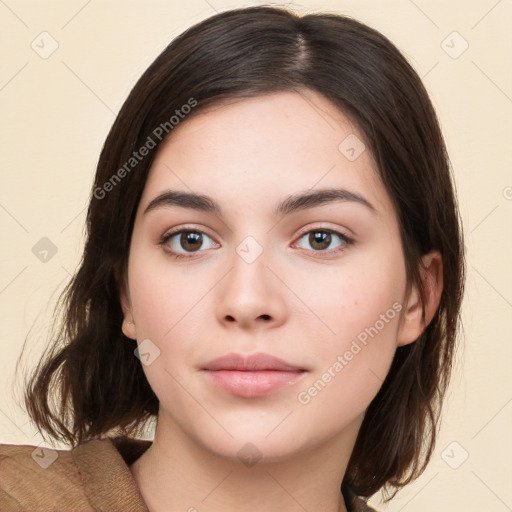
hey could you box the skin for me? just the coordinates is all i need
[120,89,443,512]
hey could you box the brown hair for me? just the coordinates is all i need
[19,6,465,501]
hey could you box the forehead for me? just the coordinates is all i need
[139,90,394,220]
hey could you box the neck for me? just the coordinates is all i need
[130,413,362,512]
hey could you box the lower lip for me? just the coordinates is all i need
[204,369,306,397]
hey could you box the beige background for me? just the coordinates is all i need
[1,1,511,510]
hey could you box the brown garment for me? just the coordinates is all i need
[0,437,377,511]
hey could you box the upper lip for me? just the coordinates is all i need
[202,352,305,372]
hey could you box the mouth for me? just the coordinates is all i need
[201,352,308,398]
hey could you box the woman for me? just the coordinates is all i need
[1,6,464,512]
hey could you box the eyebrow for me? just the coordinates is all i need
[143,187,378,217]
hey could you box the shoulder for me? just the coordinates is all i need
[0,441,86,510]
[0,437,148,511]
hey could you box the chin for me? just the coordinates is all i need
[182,412,335,467]
[201,432,308,466]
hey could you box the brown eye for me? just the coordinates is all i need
[294,228,352,254]
[161,229,218,258]
[179,231,203,252]
[309,231,332,251]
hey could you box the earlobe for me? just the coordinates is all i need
[119,277,137,340]
[122,317,137,340]
[397,251,443,347]
[421,251,444,327]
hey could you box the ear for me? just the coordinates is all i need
[397,250,443,347]
[117,270,137,340]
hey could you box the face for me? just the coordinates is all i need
[121,90,428,464]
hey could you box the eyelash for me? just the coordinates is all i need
[158,226,354,260]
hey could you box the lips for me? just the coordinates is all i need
[202,352,307,398]
[203,352,305,372]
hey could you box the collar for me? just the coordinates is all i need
[71,437,149,511]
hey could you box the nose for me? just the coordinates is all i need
[215,245,288,331]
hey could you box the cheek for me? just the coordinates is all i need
[127,244,205,340]
[294,285,402,430]
[125,251,202,414]
[296,252,405,407]
[126,246,219,390]
[300,253,405,349]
